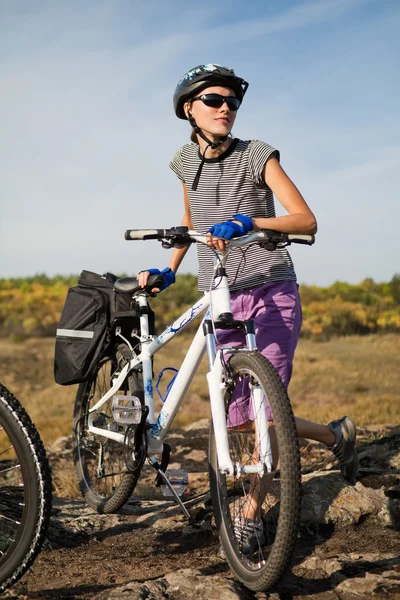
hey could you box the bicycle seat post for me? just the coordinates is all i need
[137,294,151,339]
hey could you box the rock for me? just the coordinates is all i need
[385,484,400,499]
[296,553,400,597]
[300,473,400,528]
[93,569,254,600]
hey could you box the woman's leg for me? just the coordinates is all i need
[223,282,301,526]
[295,416,335,446]
[236,420,278,523]
[220,282,357,538]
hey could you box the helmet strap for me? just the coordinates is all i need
[188,114,228,150]
[188,113,228,191]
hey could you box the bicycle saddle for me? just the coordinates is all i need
[114,274,164,294]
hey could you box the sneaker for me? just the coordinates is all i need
[233,517,266,556]
[328,416,359,484]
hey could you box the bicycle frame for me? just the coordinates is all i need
[86,242,273,477]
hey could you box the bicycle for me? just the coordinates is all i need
[72,227,314,592]
[0,383,52,592]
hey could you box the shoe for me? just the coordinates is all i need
[328,416,359,484]
[233,517,266,556]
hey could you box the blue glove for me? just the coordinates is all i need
[146,267,175,292]
[208,213,253,240]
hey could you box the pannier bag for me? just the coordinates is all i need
[54,271,154,385]
[54,270,155,386]
[54,271,114,385]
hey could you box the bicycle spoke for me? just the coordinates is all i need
[0,446,14,458]
[73,344,142,512]
[0,464,21,475]
[0,515,21,525]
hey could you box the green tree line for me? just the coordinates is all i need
[0,273,399,339]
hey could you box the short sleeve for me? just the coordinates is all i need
[248,141,280,188]
[169,148,185,182]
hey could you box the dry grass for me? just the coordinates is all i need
[51,460,80,498]
[290,334,400,425]
[0,333,399,450]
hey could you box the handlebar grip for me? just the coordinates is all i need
[287,234,315,245]
[125,229,164,240]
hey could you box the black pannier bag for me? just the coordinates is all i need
[54,270,155,386]
[54,271,113,385]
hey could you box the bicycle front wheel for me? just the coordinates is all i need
[209,351,301,592]
[0,384,52,593]
[73,343,144,514]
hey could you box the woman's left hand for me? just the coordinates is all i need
[207,213,253,251]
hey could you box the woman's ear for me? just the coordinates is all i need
[184,101,191,119]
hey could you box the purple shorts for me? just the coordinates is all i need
[216,280,302,425]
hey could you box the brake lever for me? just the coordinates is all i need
[259,240,290,251]
[159,233,193,249]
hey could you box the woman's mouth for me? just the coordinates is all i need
[215,117,230,125]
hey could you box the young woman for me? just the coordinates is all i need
[139,64,359,553]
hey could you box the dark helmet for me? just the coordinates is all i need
[173,64,249,120]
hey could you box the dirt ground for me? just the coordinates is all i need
[6,507,400,599]
[4,423,400,600]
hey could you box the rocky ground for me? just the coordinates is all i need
[4,420,400,600]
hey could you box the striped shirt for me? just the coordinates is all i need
[170,138,297,292]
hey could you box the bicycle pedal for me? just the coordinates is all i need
[112,395,142,424]
[160,469,188,497]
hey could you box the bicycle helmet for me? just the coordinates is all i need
[173,64,249,120]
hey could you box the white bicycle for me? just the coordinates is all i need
[72,227,314,592]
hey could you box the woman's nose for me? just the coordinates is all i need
[220,100,230,112]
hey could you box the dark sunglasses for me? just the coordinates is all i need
[191,93,241,112]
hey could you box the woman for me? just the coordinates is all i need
[139,64,358,553]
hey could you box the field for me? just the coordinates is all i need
[1,333,399,450]
[1,334,399,598]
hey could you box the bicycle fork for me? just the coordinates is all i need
[205,319,273,477]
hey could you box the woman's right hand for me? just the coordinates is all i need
[137,270,152,290]
[137,268,175,293]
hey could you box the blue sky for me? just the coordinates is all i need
[1,0,399,285]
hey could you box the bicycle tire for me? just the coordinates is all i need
[73,343,144,513]
[0,383,52,593]
[208,351,301,592]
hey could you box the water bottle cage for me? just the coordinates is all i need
[155,367,179,402]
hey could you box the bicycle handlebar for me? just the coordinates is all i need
[125,226,315,249]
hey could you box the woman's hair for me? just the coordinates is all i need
[185,99,199,144]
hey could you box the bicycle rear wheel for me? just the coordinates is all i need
[209,351,301,592]
[73,343,144,513]
[0,384,52,593]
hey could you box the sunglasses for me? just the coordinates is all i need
[191,93,241,112]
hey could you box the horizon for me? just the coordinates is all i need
[0,270,398,288]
